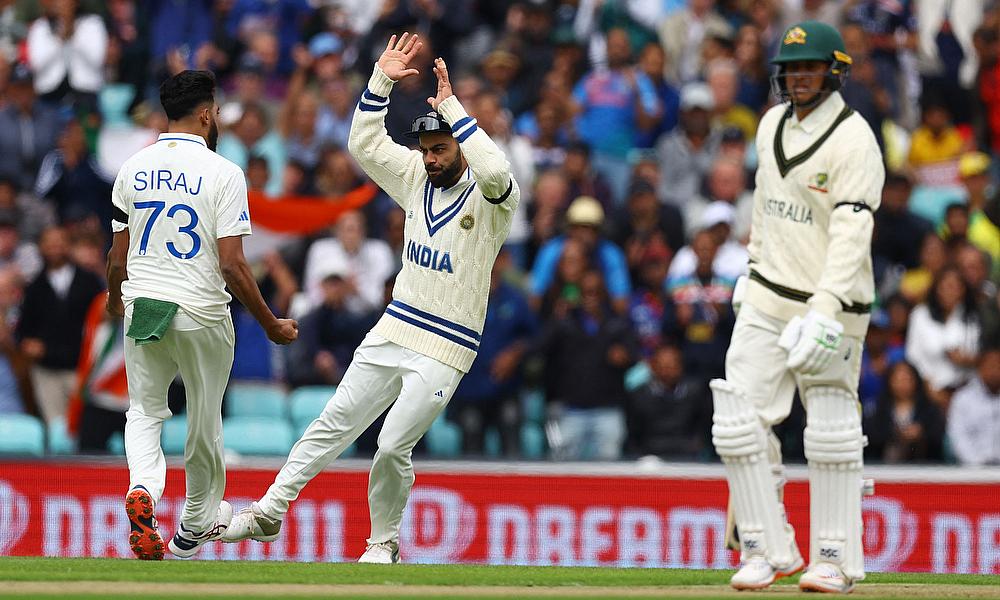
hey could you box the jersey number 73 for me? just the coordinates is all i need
[133,201,202,260]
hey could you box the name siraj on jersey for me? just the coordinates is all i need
[133,169,203,195]
[406,241,453,274]
[764,198,813,224]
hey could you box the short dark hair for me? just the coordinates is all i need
[160,70,216,121]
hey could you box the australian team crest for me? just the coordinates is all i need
[808,172,829,193]
[460,214,475,230]
[784,26,807,45]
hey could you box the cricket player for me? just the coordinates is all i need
[711,22,883,593]
[221,33,520,563]
[106,70,299,560]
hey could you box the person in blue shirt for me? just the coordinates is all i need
[448,248,537,456]
[530,196,631,315]
[571,27,660,205]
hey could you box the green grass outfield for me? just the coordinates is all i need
[0,557,997,600]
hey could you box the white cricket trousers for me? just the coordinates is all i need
[123,308,235,533]
[258,332,463,544]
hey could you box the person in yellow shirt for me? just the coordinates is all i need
[907,99,968,187]
[959,151,1000,270]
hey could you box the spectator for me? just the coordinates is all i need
[864,360,945,463]
[898,232,948,305]
[525,101,569,173]
[16,226,104,424]
[448,249,536,456]
[947,347,1000,466]
[316,76,356,151]
[625,344,710,459]
[683,155,752,241]
[217,101,287,196]
[635,42,679,148]
[955,243,1000,348]
[538,237,589,321]
[706,58,756,141]
[561,141,614,211]
[530,196,631,315]
[571,27,660,205]
[958,152,1000,266]
[733,24,770,114]
[670,201,748,281]
[0,266,31,415]
[664,229,736,381]
[839,23,891,151]
[26,0,107,110]
[537,270,638,460]
[610,179,685,274]
[286,263,377,387]
[0,0,26,63]
[658,0,732,83]
[35,118,114,232]
[0,63,61,192]
[314,146,363,198]
[873,173,933,285]
[527,169,572,265]
[302,210,394,316]
[906,266,981,409]
[847,0,916,121]
[279,92,324,173]
[246,154,270,193]
[627,238,673,357]
[657,82,721,207]
[859,309,906,406]
[907,98,967,190]
[0,211,42,282]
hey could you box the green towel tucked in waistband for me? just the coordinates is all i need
[126,297,179,346]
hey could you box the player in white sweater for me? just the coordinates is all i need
[222,33,520,563]
[710,22,883,594]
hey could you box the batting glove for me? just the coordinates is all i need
[778,310,843,375]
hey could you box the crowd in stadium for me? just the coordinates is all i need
[1,0,999,465]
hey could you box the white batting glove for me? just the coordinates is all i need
[732,274,748,315]
[778,310,843,375]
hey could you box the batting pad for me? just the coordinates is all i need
[711,379,797,567]
[803,385,865,581]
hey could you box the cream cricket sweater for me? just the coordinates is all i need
[347,65,521,372]
[745,92,884,337]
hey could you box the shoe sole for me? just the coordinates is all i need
[731,559,804,591]
[799,578,855,594]
[126,489,164,561]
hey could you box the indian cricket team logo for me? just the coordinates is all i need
[460,214,474,230]
[784,27,807,45]
[808,172,829,193]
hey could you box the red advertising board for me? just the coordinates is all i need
[0,460,998,573]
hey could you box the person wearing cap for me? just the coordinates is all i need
[0,63,60,192]
[958,152,1000,267]
[656,81,721,207]
[529,195,631,315]
[669,200,748,283]
[710,22,884,593]
[222,33,520,565]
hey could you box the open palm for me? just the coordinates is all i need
[378,33,422,81]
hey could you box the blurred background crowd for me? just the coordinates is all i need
[1,0,1000,465]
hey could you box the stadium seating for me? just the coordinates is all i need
[46,416,75,454]
[424,414,462,458]
[107,431,126,455]
[520,423,546,460]
[288,386,336,435]
[225,383,288,419]
[161,416,187,456]
[223,416,295,456]
[0,414,45,456]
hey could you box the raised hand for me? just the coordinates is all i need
[426,57,453,111]
[377,33,422,81]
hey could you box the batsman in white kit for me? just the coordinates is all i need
[712,22,883,593]
[221,33,519,563]
[106,70,298,560]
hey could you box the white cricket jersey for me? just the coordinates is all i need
[347,65,520,372]
[111,132,252,325]
[745,92,884,337]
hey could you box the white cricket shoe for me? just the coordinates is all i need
[358,541,400,564]
[220,501,281,543]
[799,562,855,594]
[167,500,234,558]
[730,555,804,590]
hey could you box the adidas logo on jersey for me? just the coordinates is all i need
[434,390,444,398]
[238,210,250,223]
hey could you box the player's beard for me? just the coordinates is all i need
[427,155,464,188]
[207,118,219,151]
